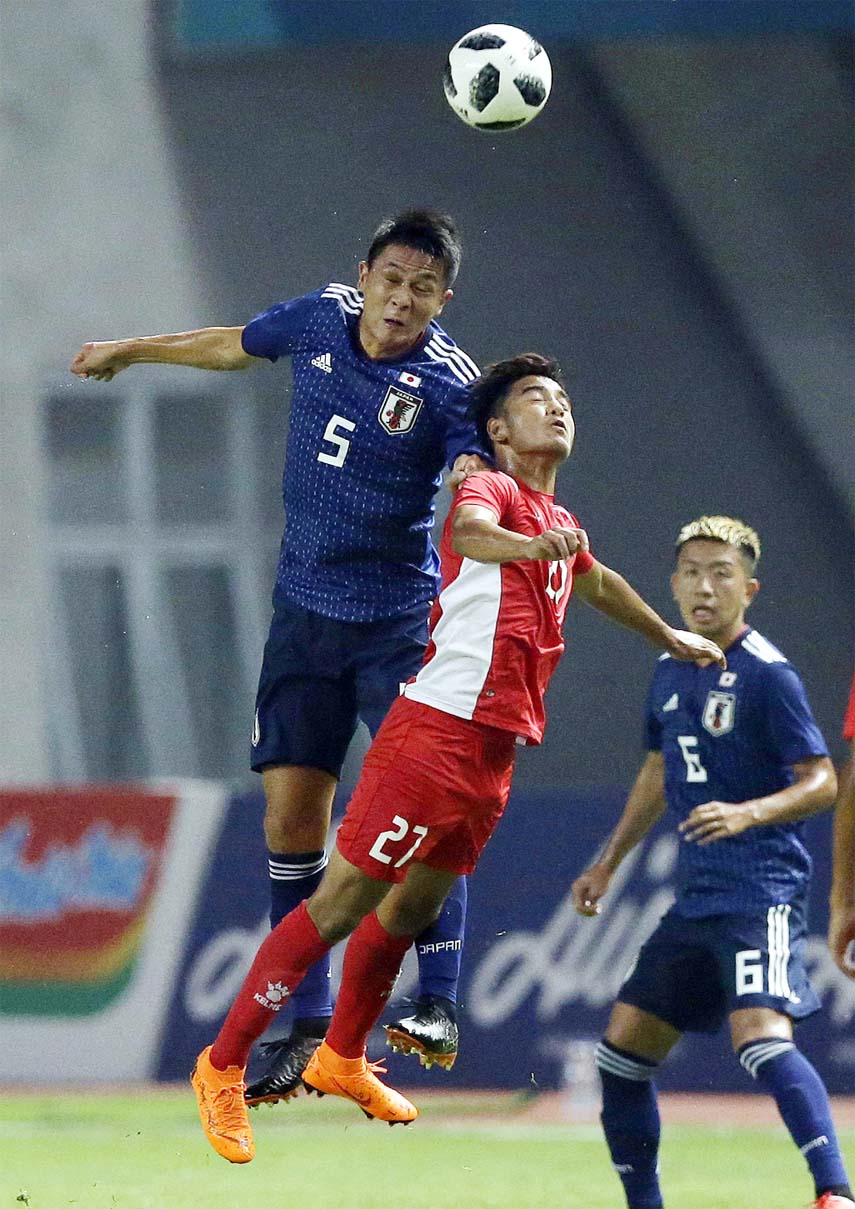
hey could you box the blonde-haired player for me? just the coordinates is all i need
[572,515,851,1209]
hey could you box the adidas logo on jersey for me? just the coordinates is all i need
[311,352,333,373]
[662,693,679,712]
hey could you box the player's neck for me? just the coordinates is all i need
[496,450,558,495]
[694,618,749,651]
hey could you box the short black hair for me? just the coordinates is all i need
[366,208,462,286]
[467,352,563,450]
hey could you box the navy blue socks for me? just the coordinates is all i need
[739,1038,852,1199]
[597,1040,664,1209]
[415,875,467,1004]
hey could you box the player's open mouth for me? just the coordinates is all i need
[692,606,715,620]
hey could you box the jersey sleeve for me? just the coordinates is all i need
[563,510,595,575]
[241,288,322,362]
[644,672,664,751]
[442,385,491,468]
[761,663,830,765]
[452,471,517,522]
[844,669,855,742]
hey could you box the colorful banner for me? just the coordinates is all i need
[0,782,227,1082]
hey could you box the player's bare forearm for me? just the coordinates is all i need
[572,752,666,915]
[598,753,667,872]
[680,755,837,846]
[451,505,588,564]
[575,562,726,668]
[830,749,855,911]
[70,327,254,381]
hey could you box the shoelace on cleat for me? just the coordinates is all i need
[209,1082,250,1134]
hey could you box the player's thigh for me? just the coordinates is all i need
[354,604,429,738]
[252,601,359,778]
[605,1001,682,1063]
[378,863,460,937]
[261,765,338,851]
[712,904,820,1031]
[307,848,390,944]
[337,698,512,885]
[617,910,727,1034]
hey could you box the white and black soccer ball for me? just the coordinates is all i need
[443,24,552,131]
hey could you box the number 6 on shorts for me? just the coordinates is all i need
[369,815,429,869]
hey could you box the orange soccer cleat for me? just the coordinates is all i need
[302,1040,418,1125]
[190,1046,255,1163]
[813,1196,855,1208]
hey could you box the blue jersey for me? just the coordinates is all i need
[241,284,483,622]
[645,626,829,917]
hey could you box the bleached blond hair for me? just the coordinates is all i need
[676,515,761,570]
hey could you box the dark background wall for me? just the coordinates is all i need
[154,25,853,789]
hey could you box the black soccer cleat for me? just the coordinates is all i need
[244,1034,321,1106]
[385,996,459,1070]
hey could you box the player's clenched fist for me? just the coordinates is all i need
[525,526,589,562]
[69,341,130,382]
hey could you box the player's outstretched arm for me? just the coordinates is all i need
[829,740,855,977]
[69,327,256,382]
[573,560,725,668]
[572,751,666,917]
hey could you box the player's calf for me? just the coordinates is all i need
[739,1039,853,1205]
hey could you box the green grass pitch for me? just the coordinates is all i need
[2,1089,853,1209]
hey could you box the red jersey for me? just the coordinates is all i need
[403,470,594,744]
[844,669,855,742]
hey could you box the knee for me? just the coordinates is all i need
[382,896,442,938]
[263,793,327,852]
[308,894,364,945]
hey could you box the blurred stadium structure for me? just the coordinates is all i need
[0,1,852,1086]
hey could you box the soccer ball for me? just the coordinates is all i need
[443,24,552,131]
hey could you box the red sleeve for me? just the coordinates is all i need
[844,669,855,742]
[564,508,595,575]
[452,470,517,521]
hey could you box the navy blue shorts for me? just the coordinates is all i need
[250,597,429,778]
[618,901,821,1034]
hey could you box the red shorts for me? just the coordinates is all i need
[336,696,517,883]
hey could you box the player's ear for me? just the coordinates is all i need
[745,578,760,607]
[357,260,370,289]
[433,287,453,318]
[487,414,508,447]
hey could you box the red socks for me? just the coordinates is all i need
[211,901,330,1070]
[325,912,414,1059]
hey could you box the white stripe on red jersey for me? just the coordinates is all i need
[404,471,594,744]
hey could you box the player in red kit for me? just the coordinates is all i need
[829,670,855,978]
[190,353,726,1163]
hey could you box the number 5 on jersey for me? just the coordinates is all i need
[369,815,429,869]
[318,414,355,467]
